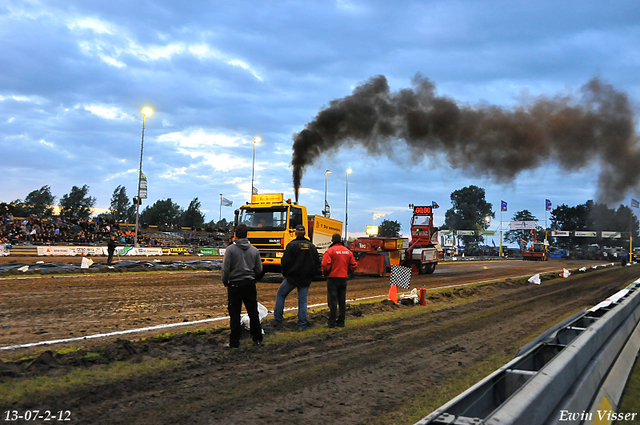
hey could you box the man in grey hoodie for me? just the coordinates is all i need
[221,224,263,347]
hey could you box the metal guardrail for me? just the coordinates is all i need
[417,276,640,425]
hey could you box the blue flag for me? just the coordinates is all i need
[545,199,552,211]
[632,198,639,208]
[432,201,439,209]
[501,200,507,212]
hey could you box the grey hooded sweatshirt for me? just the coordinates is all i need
[221,238,263,285]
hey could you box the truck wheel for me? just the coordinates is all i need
[426,263,436,274]
[419,264,428,274]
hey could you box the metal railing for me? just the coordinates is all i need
[417,277,640,425]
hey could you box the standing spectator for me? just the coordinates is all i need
[107,235,117,265]
[221,224,263,348]
[273,225,321,331]
[322,233,357,328]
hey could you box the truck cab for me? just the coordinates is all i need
[406,205,444,274]
[234,193,343,274]
[235,194,306,273]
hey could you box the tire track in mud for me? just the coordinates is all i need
[23,265,640,425]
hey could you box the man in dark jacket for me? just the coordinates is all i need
[322,233,357,328]
[273,225,320,330]
[221,224,263,347]
[107,235,117,265]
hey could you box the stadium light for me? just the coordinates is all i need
[134,107,153,248]
[251,136,261,198]
[324,170,332,217]
[345,168,352,240]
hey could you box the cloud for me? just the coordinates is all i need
[104,168,137,182]
[157,129,247,148]
[188,44,263,81]
[67,16,115,34]
[83,104,133,120]
[372,211,393,221]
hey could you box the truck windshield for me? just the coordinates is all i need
[411,215,431,226]
[239,207,288,231]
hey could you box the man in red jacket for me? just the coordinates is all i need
[321,233,357,328]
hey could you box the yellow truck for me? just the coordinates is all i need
[234,193,343,275]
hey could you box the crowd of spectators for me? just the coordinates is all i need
[0,214,165,247]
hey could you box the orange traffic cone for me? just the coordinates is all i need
[387,284,398,304]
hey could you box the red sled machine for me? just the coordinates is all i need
[351,205,444,276]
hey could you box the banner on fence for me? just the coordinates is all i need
[0,244,9,256]
[37,246,104,256]
[575,231,597,237]
[551,230,570,237]
[198,248,220,256]
[509,221,537,230]
[37,246,163,256]
[602,231,622,239]
[117,247,163,256]
[161,247,192,256]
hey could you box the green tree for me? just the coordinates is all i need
[109,185,131,223]
[0,201,28,217]
[59,185,96,220]
[444,185,494,244]
[182,197,206,228]
[378,219,402,237]
[24,186,56,217]
[504,210,542,245]
[140,198,183,227]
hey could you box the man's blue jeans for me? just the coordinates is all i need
[274,279,310,328]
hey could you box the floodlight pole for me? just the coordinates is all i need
[134,110,150,248]
[324,170,331,217]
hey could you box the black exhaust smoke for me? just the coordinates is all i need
[291,75,640,205]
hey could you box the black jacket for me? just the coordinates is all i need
[281,236,321,287]
[107,238,117,254]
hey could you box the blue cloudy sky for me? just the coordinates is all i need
[1,0,639,239]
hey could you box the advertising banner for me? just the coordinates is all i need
[161,247,191,255]
[37,246,163,256]
[37,246,103,256]
[117,247,163,256]
[456,230,476,236]
[198,248,220,256]
[575,231,597,237]
[602,231,622,239]
[509,221,536,230]
[139,173,148,199]
[551,230,570,237]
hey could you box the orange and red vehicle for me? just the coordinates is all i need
[351,204,444,276]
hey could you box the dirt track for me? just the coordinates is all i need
[2,258,637,425]
[0,258,603,349]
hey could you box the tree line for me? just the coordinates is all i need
[1,185,232,231]
[376,185,639,248]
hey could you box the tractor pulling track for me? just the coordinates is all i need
[1,257,637,424]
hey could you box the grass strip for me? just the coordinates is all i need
[371,307,588,425]
[615,354,640,424]
[2,358,178,405]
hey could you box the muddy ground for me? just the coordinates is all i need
[1,258,636,424]
[0,258,602,349]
